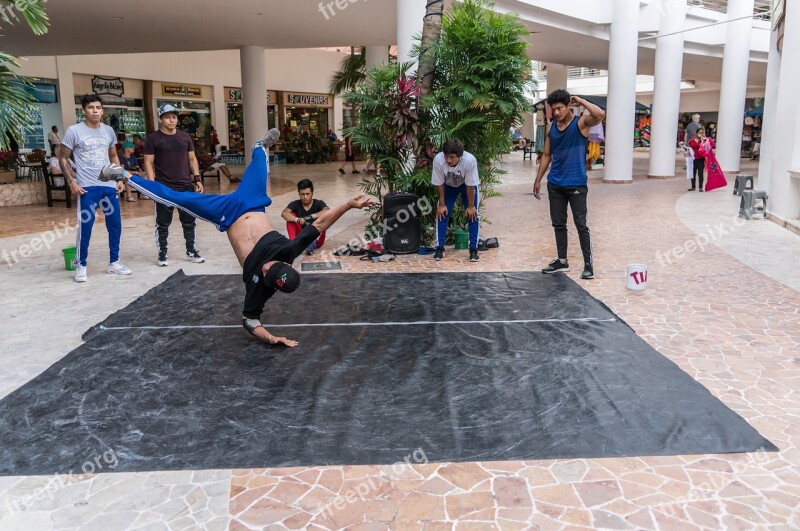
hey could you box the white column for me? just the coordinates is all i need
[212,84,229,153]
[756,18,781,191]
[55,56,76,129]
[604,0,640,183]
[545,63,569,94]
[240,45,269,167]
[365,45,389,71]
[715,0,755,172]
[397,0,426,66]
[647,0,686,178]
[766,3,800,219]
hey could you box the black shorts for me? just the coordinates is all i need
[345,153,355,162]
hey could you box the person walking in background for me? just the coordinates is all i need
[338,135,359,174]
[144,104,205,266]
[47,126,61,157]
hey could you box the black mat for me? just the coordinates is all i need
[0,271,776,476]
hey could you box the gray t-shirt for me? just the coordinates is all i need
[60,122,117,189]
[685,121,702,141]
[432,151,479,188]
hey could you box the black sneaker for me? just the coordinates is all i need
[581,264,594,280]
[469,248,479,262]
[542,259,569,274]
[186,250,205,263]
[433,247,445,261]
[157,252,169,267]
[338,168,345,174]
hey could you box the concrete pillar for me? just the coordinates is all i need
[766,3,800,219]
[365,45,389,71]
[240,45,269,167]
[212,84,229,153]
[604,0,640,183]
[715,0,755,172]
[756,18,781,191]
[544,63,569,94]
[647,0,686,179]
[55,56,76,130]
[397,0,426,66]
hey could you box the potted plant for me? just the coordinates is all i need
[0,151,17,184]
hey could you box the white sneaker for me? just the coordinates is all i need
[74,265,87,283]
[107,261,133,275]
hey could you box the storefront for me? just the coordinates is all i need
[73,74,146,139]
[154,82,215,146]
[223,87,279,155]
[20,80,61,150]
[283,92,333,136]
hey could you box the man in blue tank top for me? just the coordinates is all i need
[533,89,605,280]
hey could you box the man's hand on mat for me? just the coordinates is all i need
[252,326,298,347]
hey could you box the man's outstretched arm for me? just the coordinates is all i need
[243,318,298,347]
[311,193,376,233]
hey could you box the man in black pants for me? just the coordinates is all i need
[533,89,605,280]
[144,104,205,266]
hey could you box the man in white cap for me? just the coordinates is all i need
[144,104,204,266]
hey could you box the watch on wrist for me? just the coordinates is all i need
[193,175,201,183]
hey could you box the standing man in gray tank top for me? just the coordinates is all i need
[533,89,605,280]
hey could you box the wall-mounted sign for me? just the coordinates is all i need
[92,76,124,97]
[283,92,333,108]
[224,87,278,104]
[219,154,245,166]
[162,84,202,98]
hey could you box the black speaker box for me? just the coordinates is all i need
[382,192,421,254]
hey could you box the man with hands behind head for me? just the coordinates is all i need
[533,90,605,280]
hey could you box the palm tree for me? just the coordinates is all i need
[418,0,444,99]
[0,0,49,150]
[329,47,366,96]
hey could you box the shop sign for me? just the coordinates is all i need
[92,76,124,97]
[284,92,333,108]
[162,84,203,97]
[225,88,278,103]
[220,154,245,166]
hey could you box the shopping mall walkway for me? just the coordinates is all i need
[0,152,798,530]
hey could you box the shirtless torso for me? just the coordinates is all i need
[226,212,275,267]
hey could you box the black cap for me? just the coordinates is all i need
[264,262,300,293]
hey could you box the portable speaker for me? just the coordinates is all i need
[382,192,421,254]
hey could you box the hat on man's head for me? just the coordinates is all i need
[264,262,300,293]
[158,104,179,117]
[122,141,135,149]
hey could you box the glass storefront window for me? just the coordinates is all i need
[285,108,329,136]
[156,99,213,145]
[75,107,146,140]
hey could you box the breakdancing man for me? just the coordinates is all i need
[101,129,375,347]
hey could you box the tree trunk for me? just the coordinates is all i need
[418,0,444,99]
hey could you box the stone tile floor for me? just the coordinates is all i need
[0,153,798,529]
